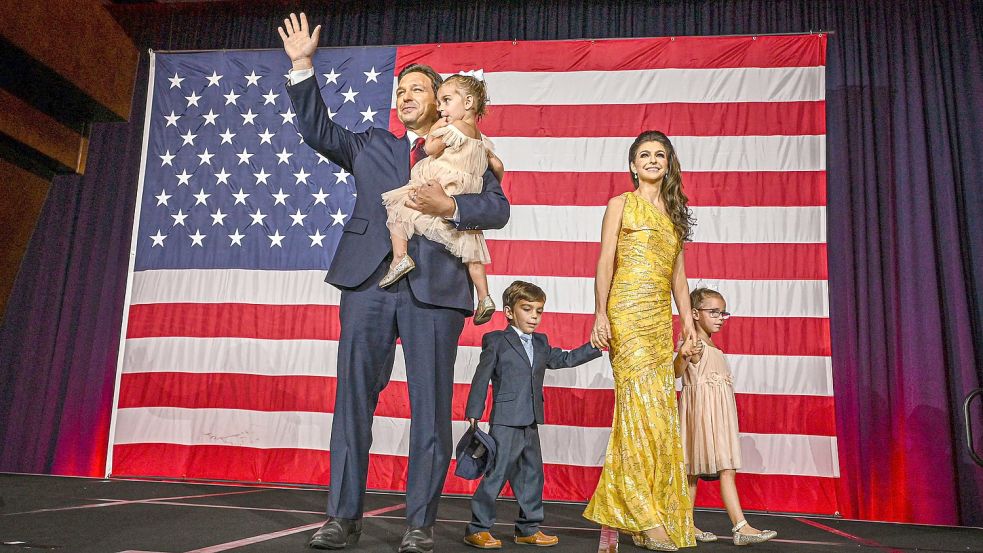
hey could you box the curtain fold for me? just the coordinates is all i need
[1,0,980,525]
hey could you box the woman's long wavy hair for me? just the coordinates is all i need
[628,130,695,242]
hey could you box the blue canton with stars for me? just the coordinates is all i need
[135,48,396,270]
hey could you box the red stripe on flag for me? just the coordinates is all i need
[486,241,828,280]
[462,313,830,357]
[390,102,825,138]
[395,35,826,72]
[118,373,834,436]
[111,444,838,513]
[500,171,827,207]
[127,304,830,357]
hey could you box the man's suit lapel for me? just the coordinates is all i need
[504,330,532,368]
[389,135,411,184]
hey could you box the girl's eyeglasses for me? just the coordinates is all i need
[696,308,731,320]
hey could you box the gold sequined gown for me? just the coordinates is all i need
[584,192,695,548]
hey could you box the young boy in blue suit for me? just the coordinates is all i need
[463,280,601,548]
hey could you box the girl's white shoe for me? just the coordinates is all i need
[731,520,777,546]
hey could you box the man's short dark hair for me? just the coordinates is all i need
[397,63,443,98]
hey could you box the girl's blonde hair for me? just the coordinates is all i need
[442,74,489,118]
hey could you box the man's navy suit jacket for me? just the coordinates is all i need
[465,329,602,426]
[287,76,510,312]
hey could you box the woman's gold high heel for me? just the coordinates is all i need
[630,532,678,551]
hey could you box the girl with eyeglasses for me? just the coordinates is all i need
[674,288,777,546]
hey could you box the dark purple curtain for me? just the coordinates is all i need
[825,1,983,525]
[1,0,981,525]
[0,63,147,477]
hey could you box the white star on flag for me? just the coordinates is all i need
[219,128,236,144]
[275,148,294,165]
[214,167,231,184]
[197,149,215,165]
[330,208,348,226]
[228,228,245,246]
[323,68,340,84]
[341,86,359,103]
[150,229,167,246]
[263,90,280,105]
[244,70,262,86]
[201,109,219,126]
[168,73,184,89]
[240,109,258,125]
[223,90,240,105]
[289,208,307,226]
[175,169,192,186]
[267,230,286,248]
[159,150,175,166]
[272,188,290,206]
[211,208,228,226]
[164,111,180,127]
[309,229,326,247]
[185,91,201,107]
[205,71,223,87]
[232,188,250,205]
[360,106,377,123]
[294,167,311,185]
[249,208,267,226]
[189,229,206,247]
[193,189,211,206]
[236,148,254,165]
[171,209,189,226]
[155,190,171,206]
[258,128,276,145]
[364,67,381,82]
[312,188,329,205]
[180,130,197,146]
[280,108,297,125]
[253,168,271,185]
[334,168,351,183]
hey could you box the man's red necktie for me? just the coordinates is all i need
[409,136,426,169]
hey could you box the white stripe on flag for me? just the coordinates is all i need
[487,206,827,244]
[113,407,839,476]
[127,270,829,318]
[396,66,827,105]
[122,338,835,397]
[492,135,826,172]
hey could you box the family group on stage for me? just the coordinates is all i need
[279,13,777,552]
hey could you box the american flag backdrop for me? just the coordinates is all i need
[109,35,835,515]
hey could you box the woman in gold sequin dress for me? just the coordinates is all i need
[584,131,699,551]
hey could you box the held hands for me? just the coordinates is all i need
[590,313,612,350]
[277,12,321,70]
[678,338,703,359]
[405,179,456,217]
[467,418,479,427]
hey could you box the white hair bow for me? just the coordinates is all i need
[458,69,485,81]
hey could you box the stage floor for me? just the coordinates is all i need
[0,474,980,552]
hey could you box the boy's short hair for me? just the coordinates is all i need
[502,280,547,312]
[690,287,725,309]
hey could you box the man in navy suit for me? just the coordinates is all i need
[464,281,601,549]
[279,13,510,552]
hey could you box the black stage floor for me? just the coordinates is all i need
[1,474,980,552]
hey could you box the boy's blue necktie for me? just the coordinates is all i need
[520,334,534,365]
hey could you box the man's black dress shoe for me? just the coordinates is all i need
[308,517,362,550]
[398,526,435,553]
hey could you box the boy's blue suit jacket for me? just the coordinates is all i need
[465,329,601,426]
